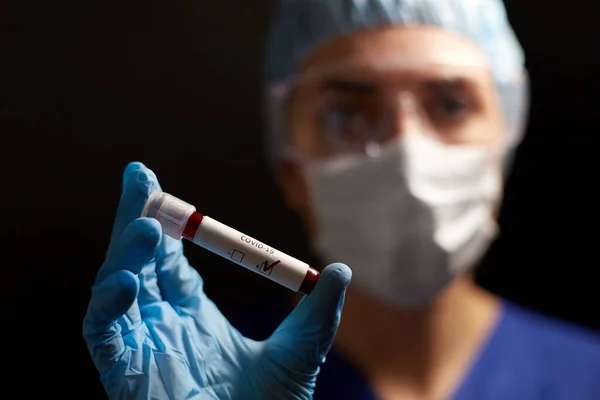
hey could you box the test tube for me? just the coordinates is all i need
[141,190,320,294]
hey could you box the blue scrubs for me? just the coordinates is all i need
[234,299,600,399]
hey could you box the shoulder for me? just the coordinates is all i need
[499,301,600,394]
[460,300,600,399]
[502,300,600,358]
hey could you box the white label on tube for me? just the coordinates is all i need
[193,216,309,292]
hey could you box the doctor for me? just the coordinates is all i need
[83,0,600,398]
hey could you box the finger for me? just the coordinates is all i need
[269,263,352,366]
[128,218,164,306]
[97,217,162,286]
[83,269,139,374]
[155,234,205,310]
[107,162,161,254]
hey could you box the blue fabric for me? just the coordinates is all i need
[263,0,529,166]
[265,0,524,84]
[234,299,600,399]
[311,301,600,399]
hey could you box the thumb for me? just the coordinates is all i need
[269,263,351,367]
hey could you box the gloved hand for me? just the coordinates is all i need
[83,162,352,400]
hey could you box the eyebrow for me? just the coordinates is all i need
[318,76,476,96]
[421,77,473,92]
[318,78,378,95]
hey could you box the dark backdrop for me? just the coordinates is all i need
[2,0,600,398]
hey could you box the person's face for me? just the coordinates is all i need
[277,26,504,236]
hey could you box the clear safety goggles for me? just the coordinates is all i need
[266,57,529,163]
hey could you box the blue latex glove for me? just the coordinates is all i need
[83,162,352,400]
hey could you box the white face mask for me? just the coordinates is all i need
[304,131,505,308]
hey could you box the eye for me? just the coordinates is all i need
[437,96,470,118]
[320,105,367,140]
[427,93,475,126]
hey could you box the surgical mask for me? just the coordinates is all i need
[303,130,504,307]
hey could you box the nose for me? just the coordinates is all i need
[387,92,420,139]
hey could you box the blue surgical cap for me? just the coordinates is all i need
[265,0,525,85]
[263,0,529,166]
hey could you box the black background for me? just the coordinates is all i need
[2,0,600,398]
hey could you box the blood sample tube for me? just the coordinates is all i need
[141,190,320,294]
